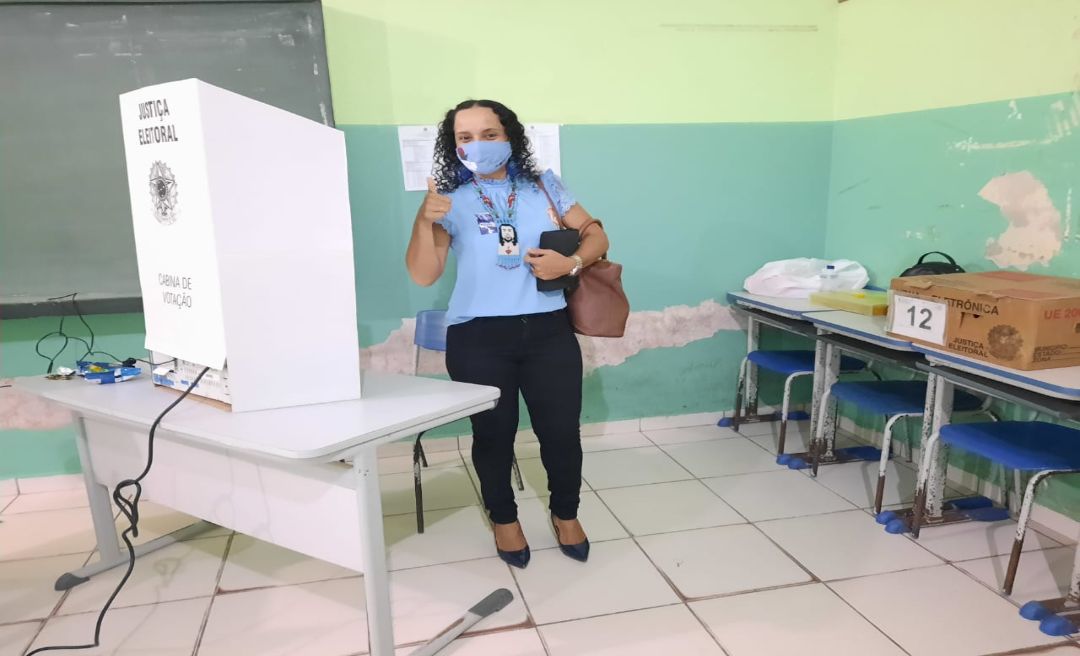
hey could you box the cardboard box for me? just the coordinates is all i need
[887,271,1080,370]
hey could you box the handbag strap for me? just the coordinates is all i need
[917,251,958,265]
[536,178,607,258]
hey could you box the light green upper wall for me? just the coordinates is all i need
[322,0,838,125]
[834,0,1080,119]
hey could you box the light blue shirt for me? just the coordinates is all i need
[437,169,577,325]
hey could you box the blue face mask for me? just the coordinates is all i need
[456,140,512,176]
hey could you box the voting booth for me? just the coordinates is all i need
[119,79,361,411]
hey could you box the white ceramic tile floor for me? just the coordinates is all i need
[643,425,740,445]
[639,412,723,432]
[390,557,530,642]
[0,622,41,656]
[703,469,857,522]
[810,458,920,509]
[637,524,811,598]
[691,583,906,656]
[380,466,480,516]
[29,597,210,656]
[540,604,725,655]
[910,519,1062,563]
[758,509,943,580]
[199,578,368,656]
[0,495,14,513]
[395,628,548,656]
[734,418,811,438]
[377,450,466,475]
[5,461,1078,656]
[16,474,83,494]
[0,507,98,560]
[579,431,653,452]
[59,535,228,615]
[0,552,90,623]
[1,488,89,515]
[661,439,777,478]
[219,533,355,591]
[830,565,1062,656]
[578,446,691,490]
[956,546,1078,601]
[598,480,744,536]
[513,539,679,624]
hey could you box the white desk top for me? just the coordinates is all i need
[807,310,916,352]
[726,291,829,320]
[915,346,1080,401]
[15,371,499,461]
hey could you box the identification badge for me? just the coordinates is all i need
[476,212,496,235]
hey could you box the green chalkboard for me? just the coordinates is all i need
[0,0,334,318]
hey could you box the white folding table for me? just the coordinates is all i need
[14,371,500,656]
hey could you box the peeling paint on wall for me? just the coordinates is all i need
[0,380,72,431]
[361,300,740,377]
[951,94,1080,152]
[980,171,1063,269]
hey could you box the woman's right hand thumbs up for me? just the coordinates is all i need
[421,177,452,223]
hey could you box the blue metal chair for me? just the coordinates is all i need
[412,310,523,533]
[732,349,868,456]
[912,421,1080,596]
[813,380,988,512]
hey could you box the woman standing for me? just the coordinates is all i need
[405,99,609,568]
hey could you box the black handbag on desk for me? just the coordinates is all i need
[900,251,965,277]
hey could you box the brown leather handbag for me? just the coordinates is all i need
[538,182,629,338]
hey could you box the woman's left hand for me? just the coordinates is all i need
[525,249,574,281]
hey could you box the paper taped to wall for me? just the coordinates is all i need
[397,123,562,191]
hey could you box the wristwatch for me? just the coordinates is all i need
[569,255,583,277]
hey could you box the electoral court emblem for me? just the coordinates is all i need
[149,161,178,225]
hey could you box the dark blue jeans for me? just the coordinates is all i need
[446,309,583,525]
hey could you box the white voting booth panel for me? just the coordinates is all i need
[119,79,361,412]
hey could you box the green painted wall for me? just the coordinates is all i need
[825,92,1080,284]
[834,0,1080,119]
[322,0,838,125]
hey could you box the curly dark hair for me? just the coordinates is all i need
[431,99,541,193]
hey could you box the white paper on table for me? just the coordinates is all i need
[397,123,562,191]
[397,125,438,191]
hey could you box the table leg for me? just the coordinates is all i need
[925,374,953,520]
[745,316,760,416]
[355,446,395,656]
[55,416,216,590]
[818,343,841,460]
[809,338,828,441]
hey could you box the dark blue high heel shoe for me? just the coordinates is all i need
[551,515,590,562]
[494,523,530,569]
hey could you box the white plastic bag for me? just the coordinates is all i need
[743,258,869,298]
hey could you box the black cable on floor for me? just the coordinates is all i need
[26,365,211,655]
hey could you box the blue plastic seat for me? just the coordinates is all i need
[914,421,1080,597]
[815,379,991,513]
[747,350,865,377]
[832,381,983,416]
[940,422,1080,472]
[734,349,868,458]
[414,310,449,353]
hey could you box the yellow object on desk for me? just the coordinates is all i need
[809,290,889,316]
